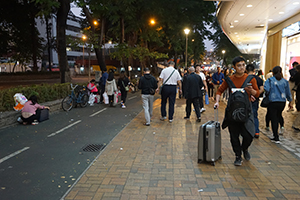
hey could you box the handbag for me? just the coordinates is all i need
[205,93,209,105]
[260,93,269,108]
[159,69,176,95]
[150,88,155,95]
[122,81,129,91]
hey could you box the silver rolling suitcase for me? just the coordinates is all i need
[198,108,221,166]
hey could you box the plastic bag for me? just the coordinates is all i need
[205,93,209,105]
[89,93,96,106]
[103,92,109,104]
[114,91,119,104]
[13,93,28,111]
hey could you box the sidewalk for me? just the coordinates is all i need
[63,98,300,200]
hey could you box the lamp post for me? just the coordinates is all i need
[82,35,87,75]
[222,50,226,67]
[184,28,190,69]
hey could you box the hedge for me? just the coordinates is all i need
[0,83,71,112]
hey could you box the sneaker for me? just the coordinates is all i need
[279,127,284,135]
[265,127,270,131]
[160,117,167,121]
[200,108,206,113]
[196,118,201,122]
[32,121,39,125]
[169,119,173,123]
[254,133,259,138]
[183,116,190,119]
[122,105,126,109]
[234,157,243,166]
[270,138,280,144]
[243,150,251,161]
[287,108,294,112]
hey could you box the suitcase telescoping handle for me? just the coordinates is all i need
[214,105,218,122]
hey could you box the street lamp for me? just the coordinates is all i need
[222,50,226,67]
[82,35,87,75]
[184,28,190,69]
[150,19,156,25]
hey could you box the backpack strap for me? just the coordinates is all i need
[225,76,236,89]
[241,75,254,88]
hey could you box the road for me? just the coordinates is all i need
[0,92,149,200]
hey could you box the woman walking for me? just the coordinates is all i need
[290,64,300,131]
[105,70,117,107]
[264,66,292,143]
[117,71,130,108]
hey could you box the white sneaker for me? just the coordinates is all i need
[200,108,206,113]
[122,105,126,109]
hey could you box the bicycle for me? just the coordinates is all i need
[62,83,89,111]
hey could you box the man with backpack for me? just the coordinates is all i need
[214,56,260,166]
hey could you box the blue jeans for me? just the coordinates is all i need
[161,85,177,120]
[252,101,259,134]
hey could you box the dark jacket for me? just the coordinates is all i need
[138,74,158,95]
[184,72,204,99]
[117,77,130,92]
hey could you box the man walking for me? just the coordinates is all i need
[212,67,224,100]
[214,56,259,166]
[138,68,158,126]
[288,61,299,112]
[99,69,108,103]
[157,61,182,122]
[195,65,208,113]
[246,64,264,138]
[183,67,204,122]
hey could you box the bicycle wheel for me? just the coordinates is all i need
[62,96,74,111]
[80,94,89,107]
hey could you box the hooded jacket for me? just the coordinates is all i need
[138,74,158,95]
[105,79,117,95]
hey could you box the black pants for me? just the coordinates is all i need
[198,90,204,109]
[100,84,105,102]
[266,105,284,128]
[186,97,201,118]
[161,85,177,120]
[108,94,114,106]
[268,102,286,140]
[228,123,253,157]
[208,85,214,97]
[21,109,41,124]
[296,88,300,111]
[120,90,127,103]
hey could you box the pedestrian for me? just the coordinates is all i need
[264,66,292,143]
[222,68,230,102]
[117,71,130,108]
[290,64,300,130]
[214,56,260,166]
[156,61,182,123]
[246,64,264,138]
[105,70,117,107]
[265,70,273,80]
[212,66,224,100]
[195,65,208,113]
[183,67,204,122]
[257,69,265,83]
[206,72,214,99]
[21,95,50,125]
[99,69,108,103]
[138,68,158,126]
[288,61,299,112]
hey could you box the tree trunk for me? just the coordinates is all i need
[81,6,106,72]
[120,16,124,44]
[46,16,52,72]
[30,11,38,72]
[56,0,71,83]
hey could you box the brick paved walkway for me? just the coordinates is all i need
[63,98,300,200]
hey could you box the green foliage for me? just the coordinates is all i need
[0,83,70,112]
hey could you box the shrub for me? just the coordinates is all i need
[0,83,71,112]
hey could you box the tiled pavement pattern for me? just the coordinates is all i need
[64,97,300,200]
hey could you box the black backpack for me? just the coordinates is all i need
[225,75,254,123]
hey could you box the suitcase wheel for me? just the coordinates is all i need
[198,159,202,164]
[211,162,215,166]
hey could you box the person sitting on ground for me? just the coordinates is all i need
[21,95,50,125]
[87,79,98,94]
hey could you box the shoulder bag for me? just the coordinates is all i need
[159,69,176,95]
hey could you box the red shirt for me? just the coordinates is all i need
[216,74,260,100]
